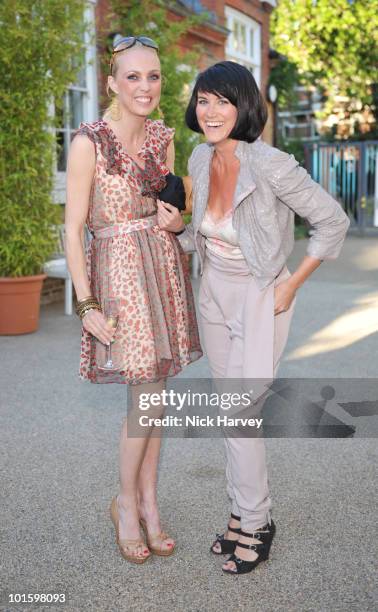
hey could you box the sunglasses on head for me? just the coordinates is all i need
[110,36,159,74]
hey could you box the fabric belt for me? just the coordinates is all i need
[92,215,157,239]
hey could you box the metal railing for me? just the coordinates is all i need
[304,141,378,230]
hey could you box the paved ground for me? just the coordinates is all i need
[1,235,377,612]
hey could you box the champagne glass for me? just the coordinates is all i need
[98,298,120,370]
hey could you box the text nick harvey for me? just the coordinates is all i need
[139,415,263,429]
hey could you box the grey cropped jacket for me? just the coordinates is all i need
[177,139,350,289]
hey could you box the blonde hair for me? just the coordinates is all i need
[103,41,160,122]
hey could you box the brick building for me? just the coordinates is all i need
[176,1,275,94]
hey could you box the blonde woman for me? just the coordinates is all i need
[65,37,202,564]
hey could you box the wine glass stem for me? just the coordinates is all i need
[107,343,112,364]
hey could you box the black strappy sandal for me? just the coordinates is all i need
[222,520,276,575]
[210,513,241,555]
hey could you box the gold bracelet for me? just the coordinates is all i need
[77,301,101,316]
[79,304,102,320]
[75,296,99,306]
[75,297,101,317]
[77,299,99,308]
[77,295,96,305]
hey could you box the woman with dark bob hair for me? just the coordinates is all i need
[158,61,349,575]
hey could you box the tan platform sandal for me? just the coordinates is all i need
[139,518,175,557]
[110,497,151,564]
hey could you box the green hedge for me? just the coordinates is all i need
[0,0,87,276]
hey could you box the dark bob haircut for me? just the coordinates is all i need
[185,61,268,143]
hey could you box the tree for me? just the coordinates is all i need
[271,0,378,118]
[106,0,203,175]
[0,0,87,276]
[269,56,300,110]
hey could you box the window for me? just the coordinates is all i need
[225,7,261,87]
[54,0,98,204]
[56,61,88,172]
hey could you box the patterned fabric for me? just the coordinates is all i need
[93,215,157,239]
[74,119,202,384]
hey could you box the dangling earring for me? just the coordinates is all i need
[109,97,122,121]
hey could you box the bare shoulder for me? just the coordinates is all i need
[67,131,96,177]
[70,133,95,153]
[68,135,95,171]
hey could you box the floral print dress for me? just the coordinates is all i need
[75,119,202,384]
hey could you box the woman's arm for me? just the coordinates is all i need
[274,255,321,315]
[165,139,175,174]
[266,149,350,260]
[65,135,94,300]
[263,149,350,314]
[65,135,114,345]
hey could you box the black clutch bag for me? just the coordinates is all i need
[157,172,186,211]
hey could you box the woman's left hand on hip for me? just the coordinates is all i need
[274,279,297,315]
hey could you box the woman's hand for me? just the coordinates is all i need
[274,256,322,315]
[157,200,185,233]
[82,309,115,345]
[274,278,297,315]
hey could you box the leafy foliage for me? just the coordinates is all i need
[271,0,378,117]
[269,58,300,110]
[276,137,306,167]
[106,0,204,175]
[0,0,87,276]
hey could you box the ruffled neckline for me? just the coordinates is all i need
[94,119,167,196]
[100,118,153,166]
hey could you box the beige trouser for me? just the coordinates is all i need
[198,249,296,531]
